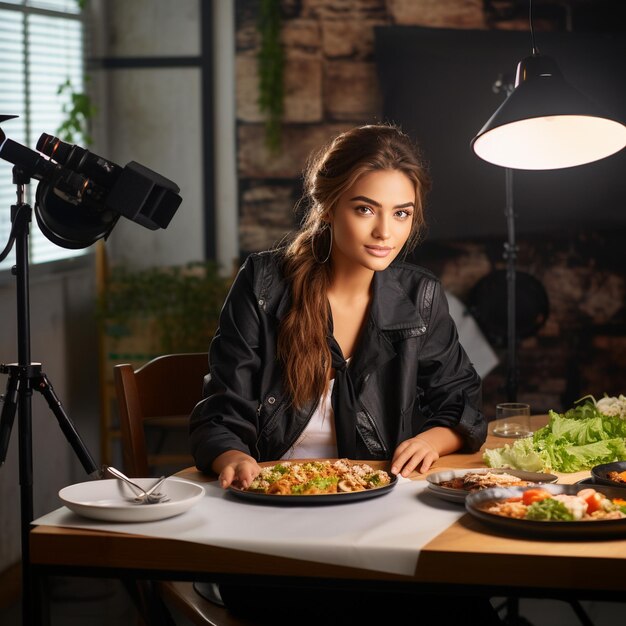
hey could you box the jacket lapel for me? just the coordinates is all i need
[350,267,426,384]
[373,266,428,334]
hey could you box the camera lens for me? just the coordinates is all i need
[0,137,61,182]
[37,133,73,163]
[37,133,123,189]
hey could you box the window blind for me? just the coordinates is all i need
[0,0,86,270]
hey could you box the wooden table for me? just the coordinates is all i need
[29,415,626,620]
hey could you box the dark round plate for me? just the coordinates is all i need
[227,460,398,505]
[426,467,558,504]
[575,477,595,486]
[590,461,626,489]
[228,474,397,505]
[466,483,626,538]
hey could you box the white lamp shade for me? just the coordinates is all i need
[473,114,626,170]
[471,54,626,170]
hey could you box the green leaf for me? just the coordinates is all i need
[56,77,96,145]
[483,437,548,472]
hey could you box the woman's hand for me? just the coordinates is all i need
[391,427,464,477]
[212,450,262,489]
[391,436,439,477]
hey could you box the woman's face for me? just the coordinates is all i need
[328,169,415,274]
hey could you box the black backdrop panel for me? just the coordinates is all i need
[374,26,626,241]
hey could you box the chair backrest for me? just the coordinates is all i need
[114,352,208,477]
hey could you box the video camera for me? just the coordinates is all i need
[0,117,182,248]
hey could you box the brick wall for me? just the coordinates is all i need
[234,0,626,416]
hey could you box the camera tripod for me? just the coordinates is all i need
[0,166,100,625]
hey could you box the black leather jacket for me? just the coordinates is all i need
[190,250,486,473]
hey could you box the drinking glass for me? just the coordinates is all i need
[492,402,532,438]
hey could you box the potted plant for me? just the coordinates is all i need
[96,260,233,465]
[99,260,232,361]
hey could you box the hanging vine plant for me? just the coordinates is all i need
[257,0,285,153]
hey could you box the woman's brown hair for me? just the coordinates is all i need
[277,123,431,409]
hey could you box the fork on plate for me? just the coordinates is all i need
[101,465,171,504]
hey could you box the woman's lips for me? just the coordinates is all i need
[364,245,393,258]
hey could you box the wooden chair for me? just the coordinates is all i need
[113,352,210,477]
[113,353,259,626]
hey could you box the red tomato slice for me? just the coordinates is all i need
[522,488,552,506]
[577,488,604,514]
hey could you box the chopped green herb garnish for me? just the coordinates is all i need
[526,498,574,521]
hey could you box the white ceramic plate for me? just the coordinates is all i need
[58,477,205,523]
[426,467,558,504]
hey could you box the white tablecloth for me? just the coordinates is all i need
[33,478,465,576]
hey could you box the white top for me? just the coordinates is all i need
[280,379,337,460]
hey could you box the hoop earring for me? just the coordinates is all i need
[311,226,332,264]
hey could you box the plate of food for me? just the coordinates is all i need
[59,478,205,522]
[590,461,626,489]
[426,468,558,504]
[228,459,397,504]
[465,483,626,538]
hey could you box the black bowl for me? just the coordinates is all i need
[590,461,626,489]
[465,483,626,538]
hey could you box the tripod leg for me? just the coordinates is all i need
[34,372,100,476]
[0,368,19,465]
[31,565,51,626]
[17,371,36,626]
[0,367,39,624]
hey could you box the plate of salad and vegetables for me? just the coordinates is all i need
[466,483,626,537]
[483,394,626,474]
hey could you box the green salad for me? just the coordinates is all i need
[484,395,626,473]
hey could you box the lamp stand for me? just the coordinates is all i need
[503,167,518,402]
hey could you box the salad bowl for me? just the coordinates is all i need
[466,483,626,538]
[590,461,626,489]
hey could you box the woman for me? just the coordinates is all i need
[191,123,486,484]
[190,124,498,625]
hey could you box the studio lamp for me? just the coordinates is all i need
[470,0,626,403]
[471,0,626,171]
[472,52,626,170]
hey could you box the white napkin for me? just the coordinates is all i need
[33,478,465,576]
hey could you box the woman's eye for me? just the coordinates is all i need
[395,209,412,219]
[356,205,373,215]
